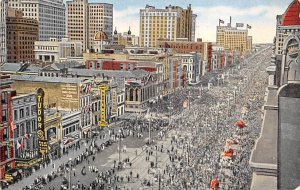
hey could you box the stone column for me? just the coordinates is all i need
[133,88,136,101]
[137,89,141,102]
[126,89,130,101]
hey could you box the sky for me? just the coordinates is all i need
[87,0,291,43]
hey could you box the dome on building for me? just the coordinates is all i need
[282,0,300,26]
[94,30,108,41]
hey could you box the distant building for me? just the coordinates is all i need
[34,38,82,63]
[216,24,252,53]
[6,8,39,63]
[0,0,7,63]
[8,0,66,41]
[140,4,195,47]
[67,0,113,51]
[191,14,197,42]
[112,27,139,46]
[174,53,202,84]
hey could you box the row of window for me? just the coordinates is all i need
[14,105,36,121]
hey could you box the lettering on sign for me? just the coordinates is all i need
[36,88,48,156]
[99,84,109,127]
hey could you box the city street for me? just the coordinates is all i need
[10,45,272,190]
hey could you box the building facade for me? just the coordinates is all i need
[34,38,82,63]
[0,0,7,63]
[60,110,81,155]
[250,1,300,189]
[8,0,66,41]
[6,8,39,63]
[67,0,113,51]
[112,28,139,46]
[175,53,202,85]
[0,76,16,181]
[216,25,252,53]
[140,4,195,47]
[191,14,197,42]
[12,93,39,166]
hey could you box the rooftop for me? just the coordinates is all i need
[11,75,83,84]
[67,68,151,79]
[282,0,300,26]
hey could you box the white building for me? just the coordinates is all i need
[0,0,7,63]
[191,14,197,42]
[8,0,66,41]
[34,38,82,63]
[175,53,202,85]
[60,110,81,154]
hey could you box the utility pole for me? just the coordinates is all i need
[68,158,72,190]
[148,119,151,144]
[118,129,122,163]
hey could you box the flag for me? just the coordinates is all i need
[247,24,252,29]
[10,121,16,131]
[219,19,224,25]
[20,138,25,149]
[17,138,24,149]
[25,133,29,139]
[236,23,244,27]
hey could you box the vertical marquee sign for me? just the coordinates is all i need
[36,88,48,156]
[99,84,109,127]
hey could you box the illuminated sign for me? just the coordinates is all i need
[36,88,48,156]
[99,84,109,127]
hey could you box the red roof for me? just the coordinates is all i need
[282,0,300,26]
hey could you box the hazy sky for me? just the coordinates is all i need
[87,0,291,43]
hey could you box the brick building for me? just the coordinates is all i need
[6,8,38,63]
[0,75,16,182]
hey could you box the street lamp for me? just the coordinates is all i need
[68,158,72,190]
[118,129,122,163]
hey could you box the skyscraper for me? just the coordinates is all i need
[67,0,113,52]
[8,0,66,41]
[0,0,7,63]
[140,4,195,47]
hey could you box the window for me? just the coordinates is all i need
[26,121,30,133]
[14,110,18,121]
[20,109,24,118]
[26,107,30,116]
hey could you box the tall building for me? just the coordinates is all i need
[8,0,66,41]
[140,4,195,47]
[67,0,113,52]
[216,25,252,53]
[191,14,197,42]
[6,8,39,63]
[0,0,7,63]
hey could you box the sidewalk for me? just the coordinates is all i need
[10,129,110,190]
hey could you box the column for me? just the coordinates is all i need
[137,89,141,102]
[133,88,136,101]
[126,89,130,101]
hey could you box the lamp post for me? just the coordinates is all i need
[118,129,122,163]
[68,158,72,190]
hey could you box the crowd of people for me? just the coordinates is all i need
[16,46,271,190]
[140,46,272,189]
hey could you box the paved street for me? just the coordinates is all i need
[12,46,271,190]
